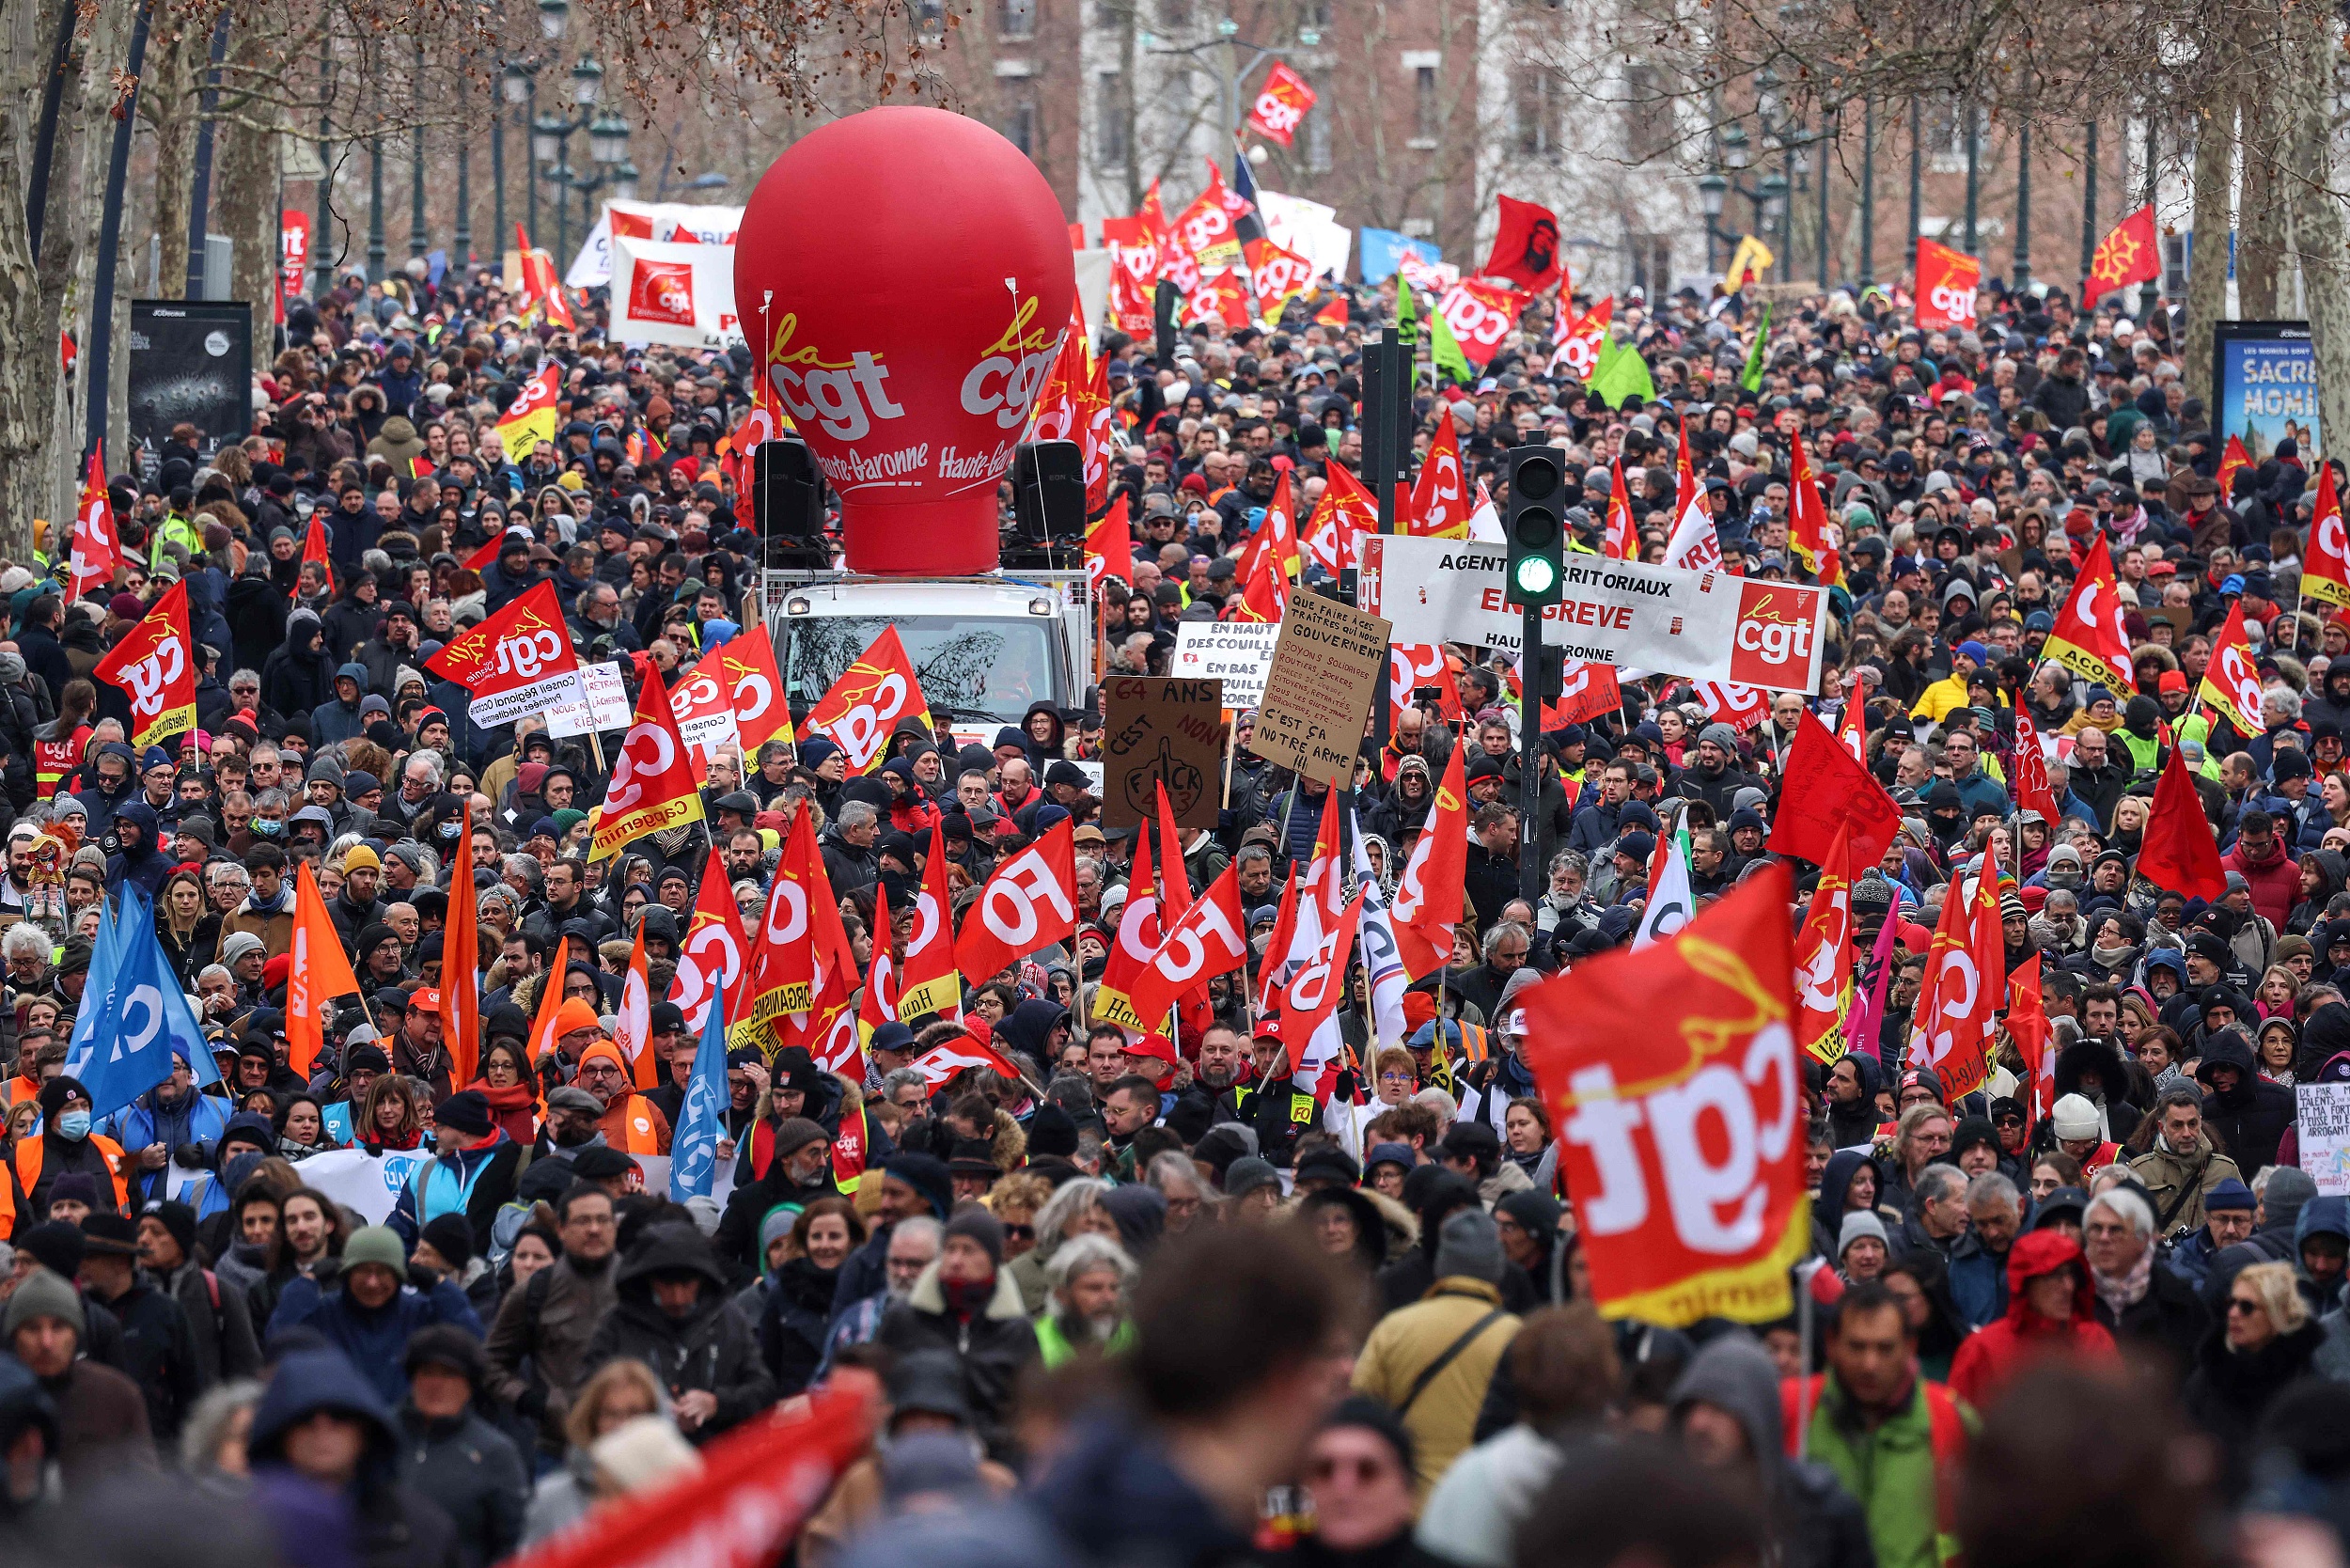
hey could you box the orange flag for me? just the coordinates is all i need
[286,862,365,1079]
[2216,434,2251,506]
[615,924,657,1089]
[440,805,480,1087]
[294,510,333,600]
[525,936,573,1068]
[2084,204,2159,300]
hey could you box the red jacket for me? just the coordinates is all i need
[2219,839,2299,933]
[1947,1230,2117,1408]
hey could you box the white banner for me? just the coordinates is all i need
[547,662,634,738]
[1171,621,1281,710]
[611,237,742,351]
[2302,1083,2350,1195]
[567,199,744,289]
[1360,536,1829,696]
[469,668,590,728]
[299,1148,430,1224]
[1257,189,1354,283]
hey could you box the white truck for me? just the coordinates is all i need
[761,569,1094,751]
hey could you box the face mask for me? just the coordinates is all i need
[56,1109,89,1140]
[438,821,462,839]
[254,819,282,837]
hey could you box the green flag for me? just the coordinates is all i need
[1587,337,1656,409]
[1396,278,1419,346]
[1740,304,1772,393]
[1429,306,1474,385]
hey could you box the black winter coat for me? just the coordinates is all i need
[875,1264,1039,1461]
[393,1404,529,1568]
[2198,1031,2298,1175]
[2184,1319,2326,1496]
[2090,1260,2212,1376]
[757,1258,841,1396]
[581,1225,776,1444]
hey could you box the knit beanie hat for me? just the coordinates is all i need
[1839,1211,1889,1258]
[342,1224,409,1282]
[2050,1093,2102,1142]
[943,1206,1005,1268]
[3,1266,83,1340]
[1434,1209,1504,1284]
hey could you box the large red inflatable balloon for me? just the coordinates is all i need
[733,107,1074,576]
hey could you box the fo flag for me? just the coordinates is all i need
[910,1034,1030,1091]
[1519,865,1806,1325]
[798,626,932,775]
[1125,862,1248,1028]
[955,820,1077,982]
[92,581,196,747]
[2200,602,2266,738]
[2042,535,2135,693]
[1914,239,1981,332]
[592,663,707,858]
[1246,61,1317,145]
[1480,196,1562,293]
[424,581,586,725]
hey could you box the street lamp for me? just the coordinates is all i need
[570,55,603,104]
[588,113,628,166]
[537,0,569,41]
[551,113,632,261]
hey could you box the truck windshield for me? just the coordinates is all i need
[779,616,1060,728]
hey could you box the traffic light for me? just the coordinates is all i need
[1503,444,1566,607]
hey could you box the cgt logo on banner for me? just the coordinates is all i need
[423,580,586,725]
[1727,581,1819,689]
[1519,866,1808,1326]
[630,258,697,326]
[1914,238,1981,333]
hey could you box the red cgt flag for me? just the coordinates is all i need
[1791,823,1855,1065]
[1408,417,1470,539]
[1905,861,2004,1100]
[1519,865,1806,1325]
[92,580,197,748]
[2304,461,2350,611]
[2138,747,2227,901]
[1389,745,1467,980]
[716,619,792,754]
[590,662,707,859]
[2012,710,2063,825]
[1915,238,1981,332]
[1246,61,1318,145]
[424,580,584,725]
[2217,434,2252,507]
[798,626,932,775]
[2042,535,2136,692]
[2009,954,2056,1128]
[2084,204,2160,300]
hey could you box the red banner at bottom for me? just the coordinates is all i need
[506,1383,878,1568]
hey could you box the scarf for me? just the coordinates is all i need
[940,1273,995,1324]
[2092,1242,2154,1316]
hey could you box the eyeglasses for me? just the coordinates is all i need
[2228,1296,2264,1315]
[1000,1224,1035,1243]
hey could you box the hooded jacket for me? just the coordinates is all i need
[260,608,338,721]
[248,1348,462,1568]
[2196,1030,2297,1175]
[1669,1337,1875,1568]
[1813,1150,1893,1261]
[102,799,172,899]
[580,1224,774,1444]
[1948,1231,2117,1408]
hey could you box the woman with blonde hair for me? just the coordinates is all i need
[2186,1261,2324,1492]
[522,1358,677,1544]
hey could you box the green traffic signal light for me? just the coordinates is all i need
[1513,553,1559,597]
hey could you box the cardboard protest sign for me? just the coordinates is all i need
[1101,677,1224,830]
[2301,1083,2350,1195]
[1249,591,1388,786]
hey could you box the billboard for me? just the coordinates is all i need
[2215,320,2320,463]
[128,301,253,461]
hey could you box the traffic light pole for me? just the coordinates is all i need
[1519,601,1543,906]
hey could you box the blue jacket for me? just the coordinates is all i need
[104,1086,235,1206]
[1947,1235,2009,1329]
[267,1269,484,1408]
[387,1134,522,1247]
[1948,766,2008,822]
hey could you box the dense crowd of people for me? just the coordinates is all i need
[0,237,2341,1568]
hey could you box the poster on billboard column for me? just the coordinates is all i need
[128,301,253,461]
[2215,320,2321,463]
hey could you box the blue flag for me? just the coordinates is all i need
[64,888,135,1083]
[77,888,202,1121]
[668,985,728,1202]
[1230,147,1267,245]
[1359,228,1441,285]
